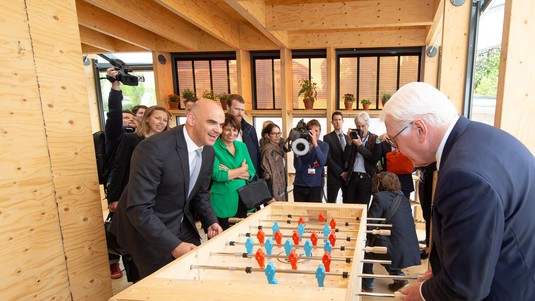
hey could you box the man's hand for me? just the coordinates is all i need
[341,171,348,182]
[399,282,424,301]
[109,201,118,212]
[207,223,223,239]
[308,130,318,148]
[171,242,197,258]
[106,67,121,90]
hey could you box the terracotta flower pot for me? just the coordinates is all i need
[303,98,314,110]
[362,104,370,110]
[168,101,179,110]
[344,101,354,110]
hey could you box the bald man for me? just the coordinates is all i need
[110,99,225,279]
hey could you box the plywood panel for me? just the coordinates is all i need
[495,0,535,154]
[0,0,111,300]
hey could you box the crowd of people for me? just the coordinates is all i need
[99,68,535,300]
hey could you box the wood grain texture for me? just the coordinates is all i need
[0,0,111,300]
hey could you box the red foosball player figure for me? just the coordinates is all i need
[292,231,300,245]
[298,217,305,225]
[310,231,318,246]
[329,218,336,229]
[274,230,283,245]
[322,251,331,272]
[318,212,325,222]
[255,248,266,269]
[328,232,336,247]
[288,250,298,270]
[257,229,265,244]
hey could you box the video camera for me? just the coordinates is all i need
[349,128,363,139]
[107,59,144,86]
[287,119,311,156]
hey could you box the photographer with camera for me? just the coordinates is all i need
[341,112,382,205]
[292,119,329,203]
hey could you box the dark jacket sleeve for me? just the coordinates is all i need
[105,89,124,162]
[107,134,140,204]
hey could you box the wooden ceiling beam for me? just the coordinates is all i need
[225,0,289,48]
[154,0,241,49]
[267,0,434,31]
[287,28,426,49]
[84,0,225,51]
[425,0,444,45]
[79,25,116,52]
[81,43,108,54]
[76,0,154,50]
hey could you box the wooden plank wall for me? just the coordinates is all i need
[0,0,111,300]
[495,0,535,153]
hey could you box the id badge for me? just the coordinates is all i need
[308,168,316,175]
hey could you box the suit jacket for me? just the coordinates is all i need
[106,133,144,203]
[343,132,382,180]
[422,117,535,300]
[110,125,218,266]
[368,191,420,269]
[324,131,347,185]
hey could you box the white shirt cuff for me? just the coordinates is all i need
[419,280,427,301]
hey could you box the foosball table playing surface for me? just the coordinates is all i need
[110,202,378,301]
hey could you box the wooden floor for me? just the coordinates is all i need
[109,220,428,301]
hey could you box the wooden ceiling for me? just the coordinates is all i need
[77,0,443,54]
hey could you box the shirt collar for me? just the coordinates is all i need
[436,115,459,171]
[183,126,204,153]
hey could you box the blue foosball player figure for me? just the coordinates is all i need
[245,237,254,254]
[315,264,326,287]
[265,262,278,284]
[304,239,313,257]
[284,239,293,256]
[265,238,274,255]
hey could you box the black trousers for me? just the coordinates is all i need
[293,185,322,202]
[345,172,372,205]
[327,180,346,203]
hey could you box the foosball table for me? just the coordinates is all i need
[109,202,398,301]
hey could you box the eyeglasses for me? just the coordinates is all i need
[269,132,282,136]
[386,121,413,149]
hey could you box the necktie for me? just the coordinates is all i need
[188,148,202,198]
[339,133,346,149]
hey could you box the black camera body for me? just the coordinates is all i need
[349,129,363,139]
[108,59,142,86]
[287,119,311,156]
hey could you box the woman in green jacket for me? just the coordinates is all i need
[210,113,256,230]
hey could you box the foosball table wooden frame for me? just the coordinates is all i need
[109,202,369,301]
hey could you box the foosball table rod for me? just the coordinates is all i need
[189,264,349,278]
[268,213,386,222]
[357,291,406,300]
[209,251,353,263]
[358,273,424,281]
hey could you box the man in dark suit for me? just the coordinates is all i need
[110,99,225,279]
[323,111,347,203]
[381,82,535,300]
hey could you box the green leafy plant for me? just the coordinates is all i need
[181,88,196,101]
[168,93,180,103]
[361,98,372,105]
[381,92,392,103]
[202,90,216,100]
[298,79,318,101]
[343,93,355,102]
[217,93,228,102]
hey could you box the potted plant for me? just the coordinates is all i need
[381,92,392,107]
[343,93,356,110]
[217,93,229,110]
[202,90,216,100]
[298,79,317,110]
[361,98,372,110]
[181,89,196,109]
[167,93,180,109]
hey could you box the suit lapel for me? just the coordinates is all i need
[175,126,190,202]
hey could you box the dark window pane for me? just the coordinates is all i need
[211,60,229,95]
[177,61,194,93]
[194,60,210,96]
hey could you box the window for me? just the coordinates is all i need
[337,48,423,110]
[172,52,237,109]
[251,51,282,110]
[95,52,155,129]
[293,50,327,110]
